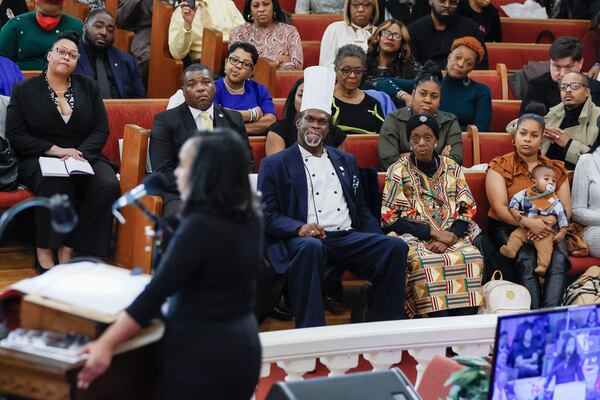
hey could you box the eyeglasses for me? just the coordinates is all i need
[52,47,80,61]
[227,56,254,70]
[381,30,402,41]
[559,82,587,91]
[435,0,459,7]
[336,66,367,77]
[349,1,373,9]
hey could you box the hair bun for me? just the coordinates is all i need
[415,60,443,82]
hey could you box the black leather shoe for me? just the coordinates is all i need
[269,304,293,321]
[324,296,346,316]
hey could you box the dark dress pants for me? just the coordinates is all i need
[285,230,408,328]
[161,191,181,220]
[488,219,569,309]
[21,159,119,257]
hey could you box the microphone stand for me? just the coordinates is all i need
[128,199,173,272]
[0,194,77,240]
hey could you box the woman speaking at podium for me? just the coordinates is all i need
[77,130,263,399]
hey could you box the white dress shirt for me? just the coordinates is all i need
[299,145,353,232]
[188,103,214,131]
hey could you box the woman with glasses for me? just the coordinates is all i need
[363,19,418,94]
[319,0,379,68]
[295,0,344,13]
[214,42,276,135]
[0,0,83,70]
[230,0,303,70]
[5,32,120,270]
[379,60,463,169]
[333,44,385,135]
[376,36,491,132]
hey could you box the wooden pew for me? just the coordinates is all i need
[114,29,134,53]
[148,0,184,98]
[105,0,119,15]
[490,99,521,133]
[291,13,343,41]
[200,28,225,75]
[487,42,550,70]
[303,40,320,68]
[491,0,523,17]
[500,17,590,43]
[62,0,89,20]
[470,63,509,100]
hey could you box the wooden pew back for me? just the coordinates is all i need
[500,17,589,43]
[490,100,521,133]
[148,0,184,97]
[487,42,550,70]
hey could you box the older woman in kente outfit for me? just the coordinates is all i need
[381,113,483,317]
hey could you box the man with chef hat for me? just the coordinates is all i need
[258,66,408,328]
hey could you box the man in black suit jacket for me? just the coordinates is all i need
[150,63,252,218]
[74,9,146,99]
[521,36,600,113]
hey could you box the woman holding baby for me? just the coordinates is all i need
[486,113,572,309]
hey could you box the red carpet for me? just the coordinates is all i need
[255,351,418,400]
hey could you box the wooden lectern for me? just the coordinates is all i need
[0,293,163,399]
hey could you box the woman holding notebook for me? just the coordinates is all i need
[5,31,119,270]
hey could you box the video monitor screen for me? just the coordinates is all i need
[489,305,600,400]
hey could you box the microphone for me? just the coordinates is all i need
[112,174,166,223]
[48,194,78,233]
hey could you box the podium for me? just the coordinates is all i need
[0,264,163,399]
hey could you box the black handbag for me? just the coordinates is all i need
[0,136,18,191]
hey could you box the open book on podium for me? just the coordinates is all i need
[0,262,160,341]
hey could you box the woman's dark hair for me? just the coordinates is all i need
[243,0,286,23]
[283,77,303,123]
[227,42,259,66]
[517,113,545,133]
[413,60,442,91]
[523,101,547,117]
[182,129,258,221]
[365,19,416,79]
[52,31,80,47]
[558,334,579,361]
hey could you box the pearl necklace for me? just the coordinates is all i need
[224,78,245,93]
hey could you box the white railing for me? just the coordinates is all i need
[259,314,499,387]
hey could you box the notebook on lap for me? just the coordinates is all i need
[489,305,600,400]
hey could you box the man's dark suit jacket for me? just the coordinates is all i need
[150,102,253,193]
[6,73,113,181]
[74,40,146,99]
[521,72,600,113]
[258,144,382,274]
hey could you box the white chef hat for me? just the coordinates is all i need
[300,66,335,115]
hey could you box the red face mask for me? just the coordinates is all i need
[36,14,62,31]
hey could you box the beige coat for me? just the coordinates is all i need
[506,96,600,166]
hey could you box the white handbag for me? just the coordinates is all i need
[479,271,531,314]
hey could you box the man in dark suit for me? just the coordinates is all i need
[258,66,408,328]
[521,36,600,113]
[408,0,488,70]
[74,9,146,99]
[150,63,252,218]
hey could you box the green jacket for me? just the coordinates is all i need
[0,11,83,70]
[378,107,463,171]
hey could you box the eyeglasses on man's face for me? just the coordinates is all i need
[559,81,587,91]
[227,56,254,70]
[335,66,367,77]
[381,30,402,41]
[52,47,80,61]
